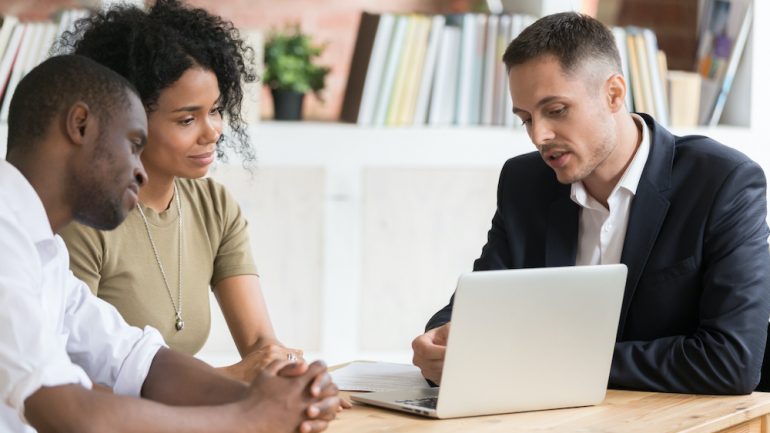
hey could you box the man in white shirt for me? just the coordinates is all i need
[1,55,341,432]
[412,12,770,395]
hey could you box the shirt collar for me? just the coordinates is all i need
[570,113,651,208]
[0,160,54,243]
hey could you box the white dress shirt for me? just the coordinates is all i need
[0,160,167,431]
[572,114,651,266]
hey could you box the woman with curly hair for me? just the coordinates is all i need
[57,0,303,382]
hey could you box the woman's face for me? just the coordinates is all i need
[142,67,223,180]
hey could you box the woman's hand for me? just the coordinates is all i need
[219,340,304,382]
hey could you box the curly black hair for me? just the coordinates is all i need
[55,0,257,164]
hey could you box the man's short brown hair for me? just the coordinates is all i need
[502,12,621,76]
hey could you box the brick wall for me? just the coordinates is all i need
[187,0,477,120]
[613,0,699,71]
[0,0,80,19]
[0,0,477,120]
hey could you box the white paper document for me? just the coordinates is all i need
[330,361,432,392]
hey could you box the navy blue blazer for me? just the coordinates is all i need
[427,114,770,394]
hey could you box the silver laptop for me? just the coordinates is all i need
[351,264,627,419]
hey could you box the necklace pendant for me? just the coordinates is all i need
[175,316,184,331]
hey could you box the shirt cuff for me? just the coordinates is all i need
[112,326,167,397]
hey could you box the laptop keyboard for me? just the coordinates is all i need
[396,396,438,409]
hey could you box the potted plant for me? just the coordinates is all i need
[263,24,330,120]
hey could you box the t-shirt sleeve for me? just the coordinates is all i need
[210,181,258,287]
[59,221,103,295]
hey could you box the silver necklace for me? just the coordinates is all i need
[136,181,184,331]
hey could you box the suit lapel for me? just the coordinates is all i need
[545,188,579,267]
[616,114,674,339]
[617,179,669,337]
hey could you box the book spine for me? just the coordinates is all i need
[413,15,445,126]
[357,14,396,126]
[340,12,381,124]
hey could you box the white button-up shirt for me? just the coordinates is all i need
[0,160,166,431]
[572,114,651,266]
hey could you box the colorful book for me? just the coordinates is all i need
[454,14,479,126]
[398,15,432,125]
[493,14,511,126]
[0,16,19,66]
[667,70,701,128]
[505,15,532,128]
[696,0,752,126]
[625,30,645,114]
[468,14,487,125]
[630,29,656,118]
[356,14,395,126]
[372,15,408,126]
[427,25,460,125]
[0,23,37,122]
[385,15,418,125]
[612,27,633,112]
[480,14,499,126]
[0,24,25,104]
[642,28,668,126]
[412,15,445,126]
[340,12,383,124]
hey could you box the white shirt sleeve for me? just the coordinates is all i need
[61,246,167,396]
[0,214,166,425]
[0,216,92,420]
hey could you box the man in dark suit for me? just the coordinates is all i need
[412,12,770,395]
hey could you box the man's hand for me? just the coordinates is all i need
[239,360,342,433]
[279,362,352,410]
[412,323,450,385]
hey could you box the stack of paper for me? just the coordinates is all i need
[330,361,431,392]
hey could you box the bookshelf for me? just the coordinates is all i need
[0,0,767,366]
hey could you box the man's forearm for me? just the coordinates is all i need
[610,331,763,395]
[25,384,243,433]
[142,348,248,405]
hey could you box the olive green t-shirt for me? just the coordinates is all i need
[60,178,258,355]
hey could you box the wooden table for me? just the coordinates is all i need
[328,390,770,433]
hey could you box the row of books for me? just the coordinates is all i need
[0,10,90,123]
[342,6,753,129]
[620,0,753,128]
[341,11,679,129]
[341,12,536,128]
[695,0,753,126]
[613,26,669,127]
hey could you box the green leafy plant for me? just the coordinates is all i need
[263,24,330,100]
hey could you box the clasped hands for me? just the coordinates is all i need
[242,359,342,433]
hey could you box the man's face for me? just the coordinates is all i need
[72,91,148,230]
[509,55,617,185]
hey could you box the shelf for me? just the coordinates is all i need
[1,122,766,167]
[244,122,530,167]
[234,121,764,167]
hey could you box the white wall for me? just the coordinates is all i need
[198,118,770,367]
